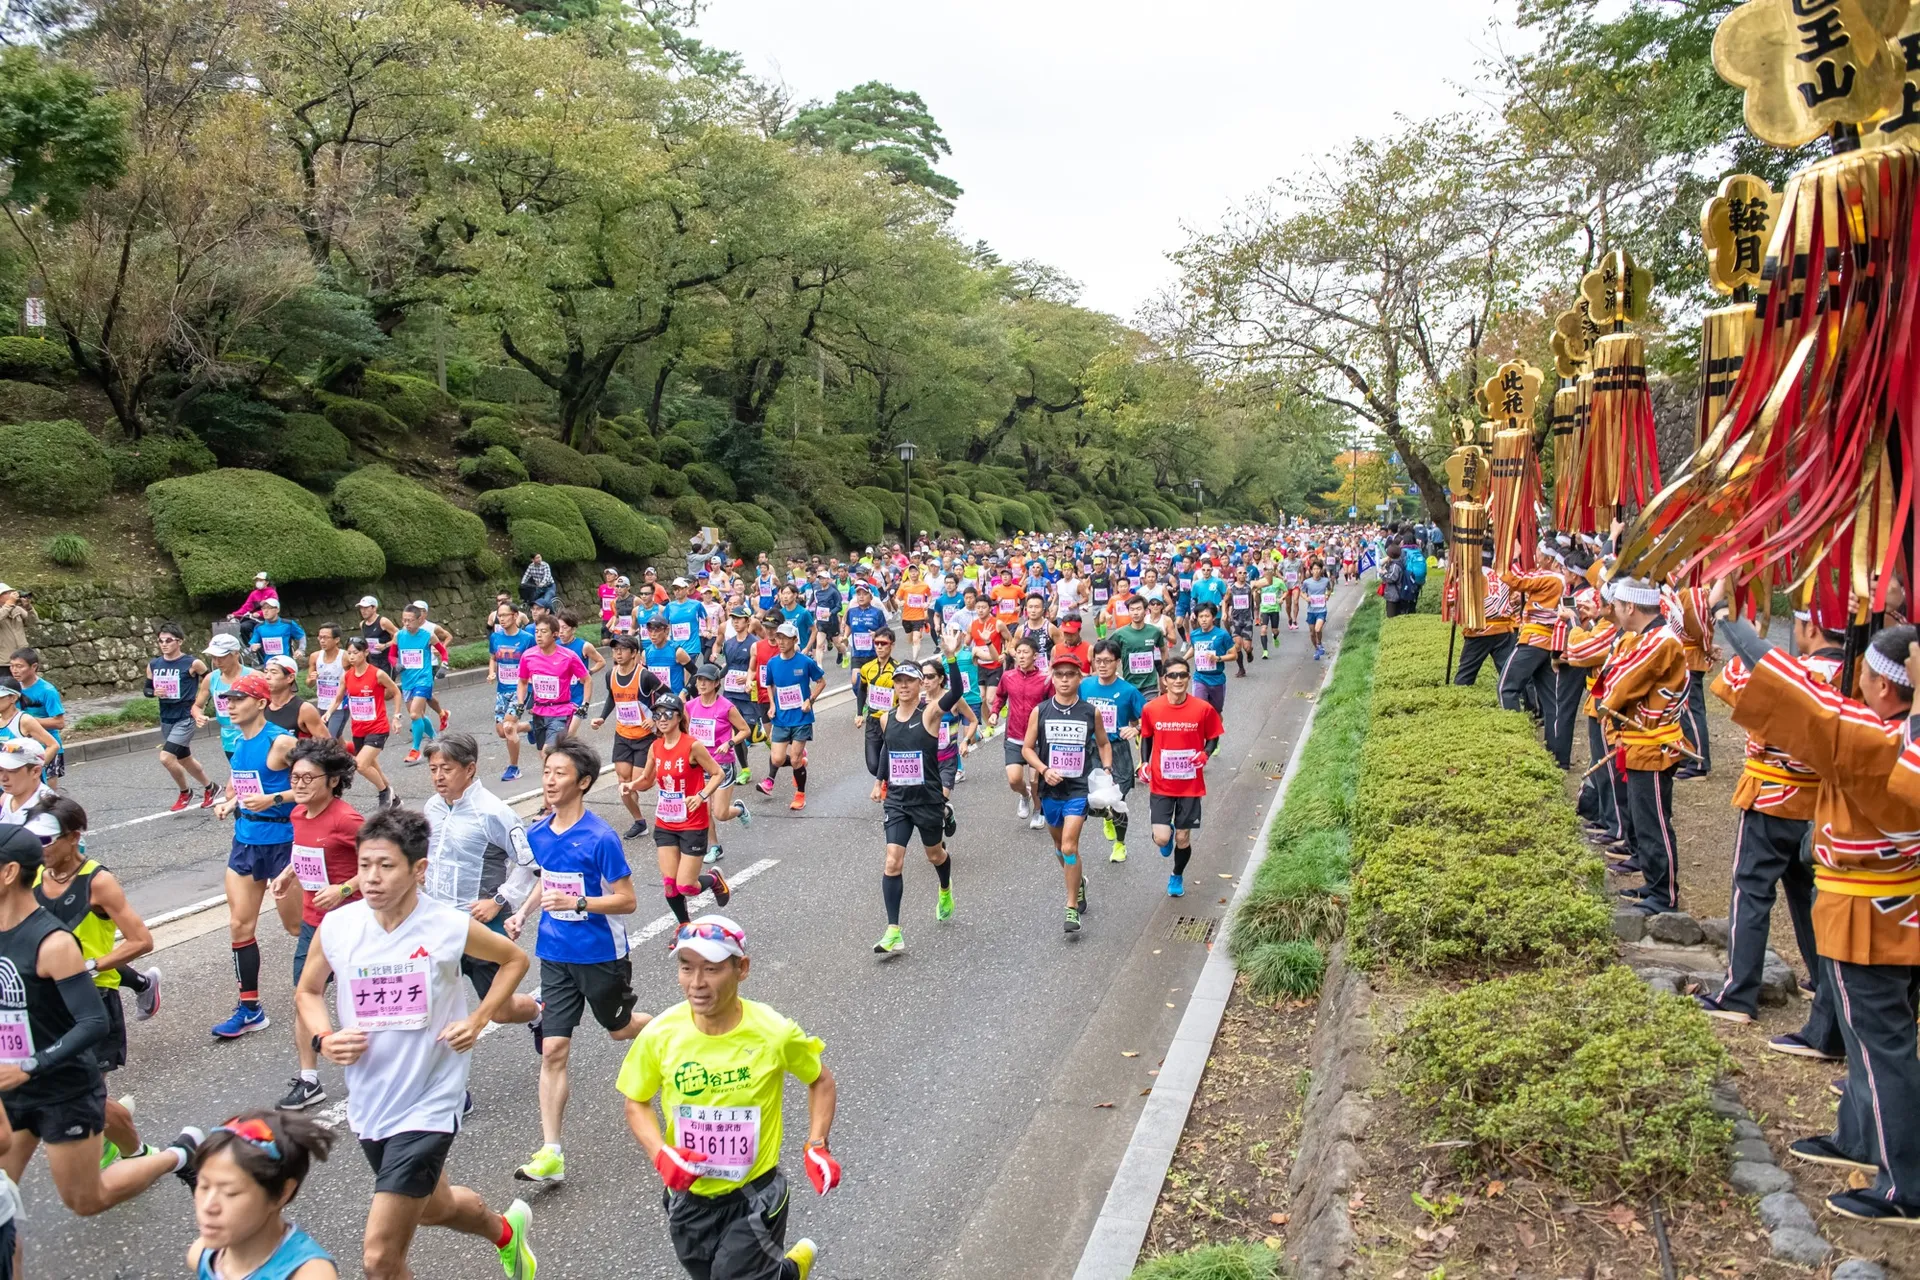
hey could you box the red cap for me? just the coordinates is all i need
[1061,615,1084,629]
[227,674,272,701]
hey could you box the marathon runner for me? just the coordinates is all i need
[354,597,398,678]
[208,674,297,1042]
[755,622,823,812]
[808,570,844,669]
[1139,654,1225,898]
[488,602,535,784]
[1302,561,1333,660]
[1224,567,1260,675]
[340,637,404,809]
[1257,573,1283,659]
[309,623,349,741]
[1187,603,1232,717]
[622,693,738,926]
[853,629,899,801]
[248,599,307,669]
[148,623,216,810]
[1022,649,1112,933]
[686,667,753,862]
[296,807,538,1280]
[872,635,964,955]
[0,740,52,826]
[393,604,451,766]
[1082,641,1146,863]
[185,1110,339,1280]
[617,914,835,1280]
[264,657,330,740]
[987,638,1050,829]
[714,606,762,785]
[515,617,591,758]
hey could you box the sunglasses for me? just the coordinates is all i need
[676,921,744,947]
[1163,672,1192,680]
[218,1116,281,1159]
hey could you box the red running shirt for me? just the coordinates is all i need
[1140,696,1225,798]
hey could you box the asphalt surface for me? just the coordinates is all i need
[23,589,1362,1279]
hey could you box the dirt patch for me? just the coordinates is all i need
[1142,976,1318,1257]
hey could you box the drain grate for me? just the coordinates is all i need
[1168,916,1217,944]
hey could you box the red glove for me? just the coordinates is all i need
[1193,752,1208,772]
[654,1145,703,1192]
[1137,760,1153,786]
[803,1141,842,1195]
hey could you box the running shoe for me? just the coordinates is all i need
[1158,840,1173,859]
[498,1198,538,1279]
[1262,650,1270,660]
[170,790,191,813]
[201,783,221,809]
[1063,907,1081,933]
[211,1004,270,1039]
[735,765,752,785]
[169,1128,205,1188]
[502,765,521,783]
[276,1075,326,1110]
[98,1139,121,1170]
[514,1145,565,1185]
[787,1239,817,1280]
[707,868,732,908]
[622,819,648,840]
[1077,881,1088,915]
[404,749,423,766]
[1028,812,1045,830]
[1788,1136,1878,1172]
[1102,817,1116,842]
[1016,796,1030,820]
[936,888,954,921]
[134,967,161,1020]
[703,844,724,864]
[1825,1190,1920,1226]
[439,709,450,731]
[790,792,806,812]
[873,925,904,954]
[1694,994,1752,1024]
[530,1000,544,1055]
[734,802,752,829]
[1110,840,1127,863]
[1167,873,1184,897]
[1314,647,1325,660]
[943,804,956,838]
[757,777,776,796]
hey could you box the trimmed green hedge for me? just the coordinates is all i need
[553,485,667,557]
[518,436,599,487]
[652,467,690,499]
[317,392,405,439]
[333,465,486,568]
[944,492,996,542]
[475,483,595,563]
[1398,965,1730,1194]
[683,461,735,500]
[672,494,714,528]
[592,456,654,505]
[725,512,776,559]
[817,486,886,547]
[274,413,354,483]
[108,432,217,490]
[456,416,520,453]
[657,435,697,469]
[149,468,386,598]
[855,485,902,527]
[458,445,527,491]
[0,379,68,421]
[0,419,111,512]
[0,337,68,382]
[361,371,457,429]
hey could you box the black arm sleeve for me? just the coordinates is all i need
[1718,615,1777,667]
[36,972,108,1073]
[598,671,617,720]
[938,659,965,713]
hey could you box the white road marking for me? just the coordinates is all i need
[95,805,209,835]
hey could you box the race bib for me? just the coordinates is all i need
[0,1010,34,1065]
[347,957,430,1032]
[1160,749,1198,780]
[615,701,645,726]
[316,674,341,703]
[656,790,687,823]
[401,647,425,670]
[674,1104,759,1183]
[815,606,830,620]
[1261,591,1278,610]
[543,871,587,921]
[1097,702,1117,735]
[1094,587,1109,602]
[214,695,231,719]
[1308,594,1328,609]
[888,751,925,786]
[612,616,634,633]
[530,674,562,703]
[1128,651,1155,675]
[907,593,927,610]
[152,668,181,700]
[348,694,378,722]
[671,623,692,643]
[724,670,750,694]
[292,845,330,892]
[1195,648,1218,672]
[775,685,804,711]
[852,632,874,655]
[1049,743,1085,777]
[495,660,519,685]
[1232,593,1251,609]
[229,770,264,798]
[997,599,1017,617]
[866,685,894,713]
[690,716,717,746]
[648,665,674,687]
[938,720,951,751]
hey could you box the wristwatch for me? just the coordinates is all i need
[312,1032,328,1054]
[493,891,511,908]
[17,1055,36,1077]
[576,895,590,914]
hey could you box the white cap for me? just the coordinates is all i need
[204,634,243,656]
[264,655,299,675]
[0,685,17,702]
[254,572,271,582]
[358,595,380,608]
[260,597,280,608]
[775,621,799,638]
[0,739,47,770]
[670,915,747,962]
[409,599,430,612]
[672,577,688,587]
[0,583,12,595]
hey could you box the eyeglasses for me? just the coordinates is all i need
[218,1116,281,1159]
[1163,672,1192,681]
[676,921,744,947]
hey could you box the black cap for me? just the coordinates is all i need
[652,693,685,715]
[0,824,44,872]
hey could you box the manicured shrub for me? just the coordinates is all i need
[0,419,110,512]
[652,467,690,498]
[814,486,885,547]
[798,510,831,554]
[458,399,514,424]
[456,416,521,453]
[906,495,940,536]
[474,547,506,580]
[107,432,217,490]
[148,468,386,598]
[518,436,599,488]
[943,493,996,543]
[683,461,736,500]
[274,413,354,483]
[592,456,654,505]
[333,465,486,568]
[855,485,902,527]
[361,371,457,429]
[0,379,67,421]
[0,337,68,382]
[43,533,90,566]
[1023,490,1057,529]
[475,484,596,563]
[552,485,668,558]
[458,445,528,491]
[723,512,775,560]
[1397,965,1731,1193]
[317,392,405,440]
[1065,501,1107,532]
[984,496,1035,533]
[671,494,713,528]
[657,435,697,469]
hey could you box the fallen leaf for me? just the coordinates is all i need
[1219,872,1233,878]
[1167,1002,1176,1007]
[1263,1235,1283,1248]
[1140,1088,1152,1096]
[1269,1212,1289,1225]
[1122,1051,1139,1058]
[1413,1226,1433,1244]
[1604,1204,1638,1229]
[1348,1190,1367,1211]
[1516,1223,1535,1249]
[1093,1102,1114,1109]
[1485,1179,1506,1197]
[1848,1168,1872,1189]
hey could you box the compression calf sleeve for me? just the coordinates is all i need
[933,857,952,889]
[793,766,808,793]
[664,878,689,924]
[116,966,150,993]
[410,717,428,751]
[882,872,904,925]
[233,939,261,1007]
[1172,843,1193,876]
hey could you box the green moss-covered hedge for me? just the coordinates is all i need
[107,432,217,491]
[317,392,405,440]
[816,486,885,548]
[1398,965,1730,1193]
[456,416,521,453]
[518,436,599,488]
[944,493,996,543]
[458,445,528,491]
[553,485,668,558]
[361,371,458,429]
[149,468,386,598]
[274,413,354,483]
[672,494,714,528]
[855,485,902,527]
[652,467,690,499]
[333,465,486,568]
[657,435,697,469]
[592,456,654,505]
[724,511,776,560]
[0,379,68,421]
[0,419,111,512]
[475,484,595,563]
[683,461,736,500]
[0,337,68,382]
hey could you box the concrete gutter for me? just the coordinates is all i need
[1071,635,1345,1280]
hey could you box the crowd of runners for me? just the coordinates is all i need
[0,520,1378,1279]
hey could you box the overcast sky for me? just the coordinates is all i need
[691,0,1512,321]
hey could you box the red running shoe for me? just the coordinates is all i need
[170,790,191,813]
[201,784,221,809]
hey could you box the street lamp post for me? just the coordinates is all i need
[897,440,918,551]
[1190,478,1203,512]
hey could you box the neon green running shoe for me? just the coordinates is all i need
[787,1239,817,1280]
[1064,907,1081,933]
[514,1145,564,1185]
[936,888,954,921]
[498,1197,536,1279]
[1102,816,1117,842]
[1109,840,1127,863]
[98,1139,121,1170]
[873,924,904,954]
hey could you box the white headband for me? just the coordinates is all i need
[1611,579,1663,607]
[1865,645,1911,687]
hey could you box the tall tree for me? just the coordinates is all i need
[781,81,961,204]
[0,46,125,222]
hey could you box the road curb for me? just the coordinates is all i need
[1070,604,1351,1280]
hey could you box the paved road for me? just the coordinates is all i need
[23,589,1362,1279]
